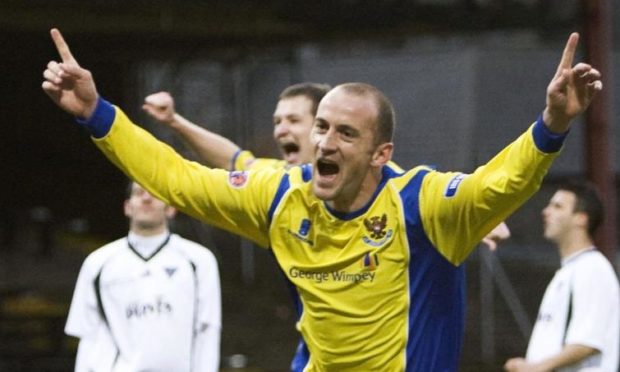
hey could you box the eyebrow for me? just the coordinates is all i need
[336,123,359,134]
[275,113,303,121]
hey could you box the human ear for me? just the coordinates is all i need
[573,211,588,229]
[165,206,177,219]
[371,142,393,167]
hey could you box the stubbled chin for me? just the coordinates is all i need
[312,174,338,200]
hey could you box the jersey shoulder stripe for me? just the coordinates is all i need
[268,174,290,222]
[389,165,435,192]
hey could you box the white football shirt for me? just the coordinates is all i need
[65,232,221,372]
[526,248,619,372]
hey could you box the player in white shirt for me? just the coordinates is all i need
[505,180,620,372]
[65,182,221,372]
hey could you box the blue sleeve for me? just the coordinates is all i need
[230,149,242,171]
[532,113,568,153]
[75,97,116,138]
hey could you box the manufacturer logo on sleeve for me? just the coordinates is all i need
[444,173,466,198]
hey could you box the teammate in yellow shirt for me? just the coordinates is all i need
[43,29,601,371]
[142,83,330,171]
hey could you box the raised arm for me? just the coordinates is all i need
[143,92,241,169]
[42,28,276,248]
[420,32,602,265]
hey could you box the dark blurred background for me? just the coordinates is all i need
[0,1,618,371]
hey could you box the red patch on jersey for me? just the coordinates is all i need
[228,171,249,188]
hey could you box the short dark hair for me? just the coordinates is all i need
[558,179,604,236]
[125,181,147,199]
[125,181,136,199]
[279,82,331,116]
[337,82,395,145]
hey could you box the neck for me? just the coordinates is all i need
[556,230,594,259]
[130,224,168,237]
[328,187,376,213]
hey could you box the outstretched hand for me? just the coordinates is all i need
[143,91,176,125]
[42,28,99,119]
[543,32,602,133]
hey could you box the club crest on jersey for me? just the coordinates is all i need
[228,171,249,189]
[360,253,380,271]
[445,173,466,198]
[164,267,177,278]
[362,214,393,247]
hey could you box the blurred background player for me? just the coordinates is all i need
[504,180,619,372]
[64,182,221,372]
[142,82,331,170]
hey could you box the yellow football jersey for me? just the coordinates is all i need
[92,101,560,371]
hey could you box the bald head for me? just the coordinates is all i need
[332,83,395,146]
